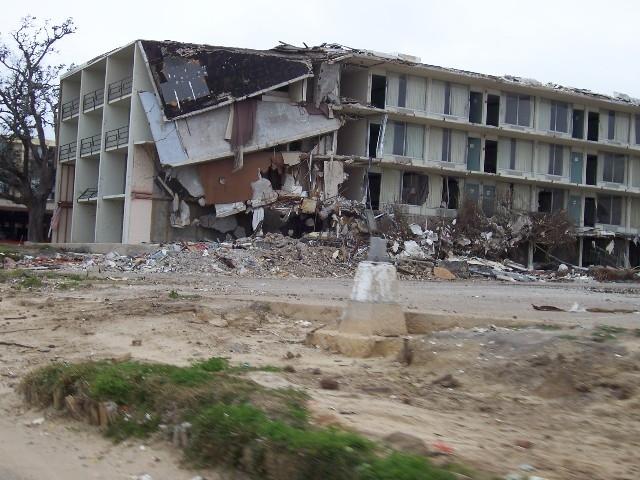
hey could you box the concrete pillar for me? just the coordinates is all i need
[338,261,407,337]
[624,239,631,268]
[578,237,584,268]
[527,241,534,270]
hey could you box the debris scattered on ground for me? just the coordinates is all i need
[3,235,637,284]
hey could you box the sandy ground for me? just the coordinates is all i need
[0,273,639,480]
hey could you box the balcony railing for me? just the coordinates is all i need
[105,125,129,150]
[59,141,77,161]
[80,133,102,157]
[83,87,104,112]
[61,97,80,120]
[77,187,98,202]
[107,76,133,102]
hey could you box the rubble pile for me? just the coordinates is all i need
[3,233,638,283]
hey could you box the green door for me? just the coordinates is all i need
[570,152,583,184]
[467,137,481,171]
[568,195,581,225]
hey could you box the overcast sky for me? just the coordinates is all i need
[1,0,639,99]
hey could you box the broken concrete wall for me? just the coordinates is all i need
[140,91,341,168]
[337,118,367,156]
[342,167,367,202]
[197,151,283,205]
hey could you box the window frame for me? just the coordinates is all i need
[597,194,623,225]
[602,154,625,184]
[401,172,429,206]
[549,101,569,133]
[547,144,564,176]
[505,94,532,127]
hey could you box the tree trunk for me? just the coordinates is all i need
[27,198,46,242]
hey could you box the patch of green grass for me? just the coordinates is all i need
[20,358,472,480]
[358,453,455,480]
[591,324,629,342]
[533,323,564,331]
[557,334,578,341]
[18,273,43,289]
[168,290,201,300]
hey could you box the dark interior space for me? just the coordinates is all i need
[484,140,497,173]
[582,238,623,268]
[587,111,599,141]
[538,191,552,213]
[370,75,386,109]
[572,109,584,139]
[584,197,596,227]
[533,240,579,267]
[630,241,640,267]
[441,177,460,209]
[469,91,483,124]
[0,210,52,241]
[368,123,381,157]
[486,95,500,127]
[367,172,381,210]
[586,155,598,185]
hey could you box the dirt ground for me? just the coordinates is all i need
[0,272,639,480]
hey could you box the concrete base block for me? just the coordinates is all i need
[307,329,405,358]
[339,300,407,337]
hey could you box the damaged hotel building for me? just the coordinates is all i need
[52,40,640,267]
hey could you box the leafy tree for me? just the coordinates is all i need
[0,16,75,241]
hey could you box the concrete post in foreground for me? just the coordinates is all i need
[307,237,407,357]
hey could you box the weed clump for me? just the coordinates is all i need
[21,358,463,480]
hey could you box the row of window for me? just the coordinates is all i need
[394,172,635,227]
[377,121,640,186]
[378,73,640,145]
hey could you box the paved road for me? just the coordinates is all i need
[160,273,640,329]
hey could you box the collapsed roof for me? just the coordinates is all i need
[141,40,315,119]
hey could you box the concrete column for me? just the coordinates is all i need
[624,239,631,268]
[578,237,584,268]
[527,240,534,270]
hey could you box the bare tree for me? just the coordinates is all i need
[0,16,75,242]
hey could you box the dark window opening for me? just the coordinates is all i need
[572,109,584,139]
[538,191,552,213]
[586,155,598,185]
[597,195,622,225]
[368,123,381,157]
[443,82,451,115]
[370,75,386,109]
[538,189,564,213]
[486,95,500,127]
[441,128,452,162]
[397,75,407,108]
[607,110,615,140]
[469,91,483,124]
[635,114,640,145]
[402,173,429,206]
[587,111,599,141]
[584,197,596,227]
[484,140,498,173]
[288,140,302,151]
[274,84,290,92]
[367,172,381,210]
[441,177,459,209]
[548,144,564,176]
